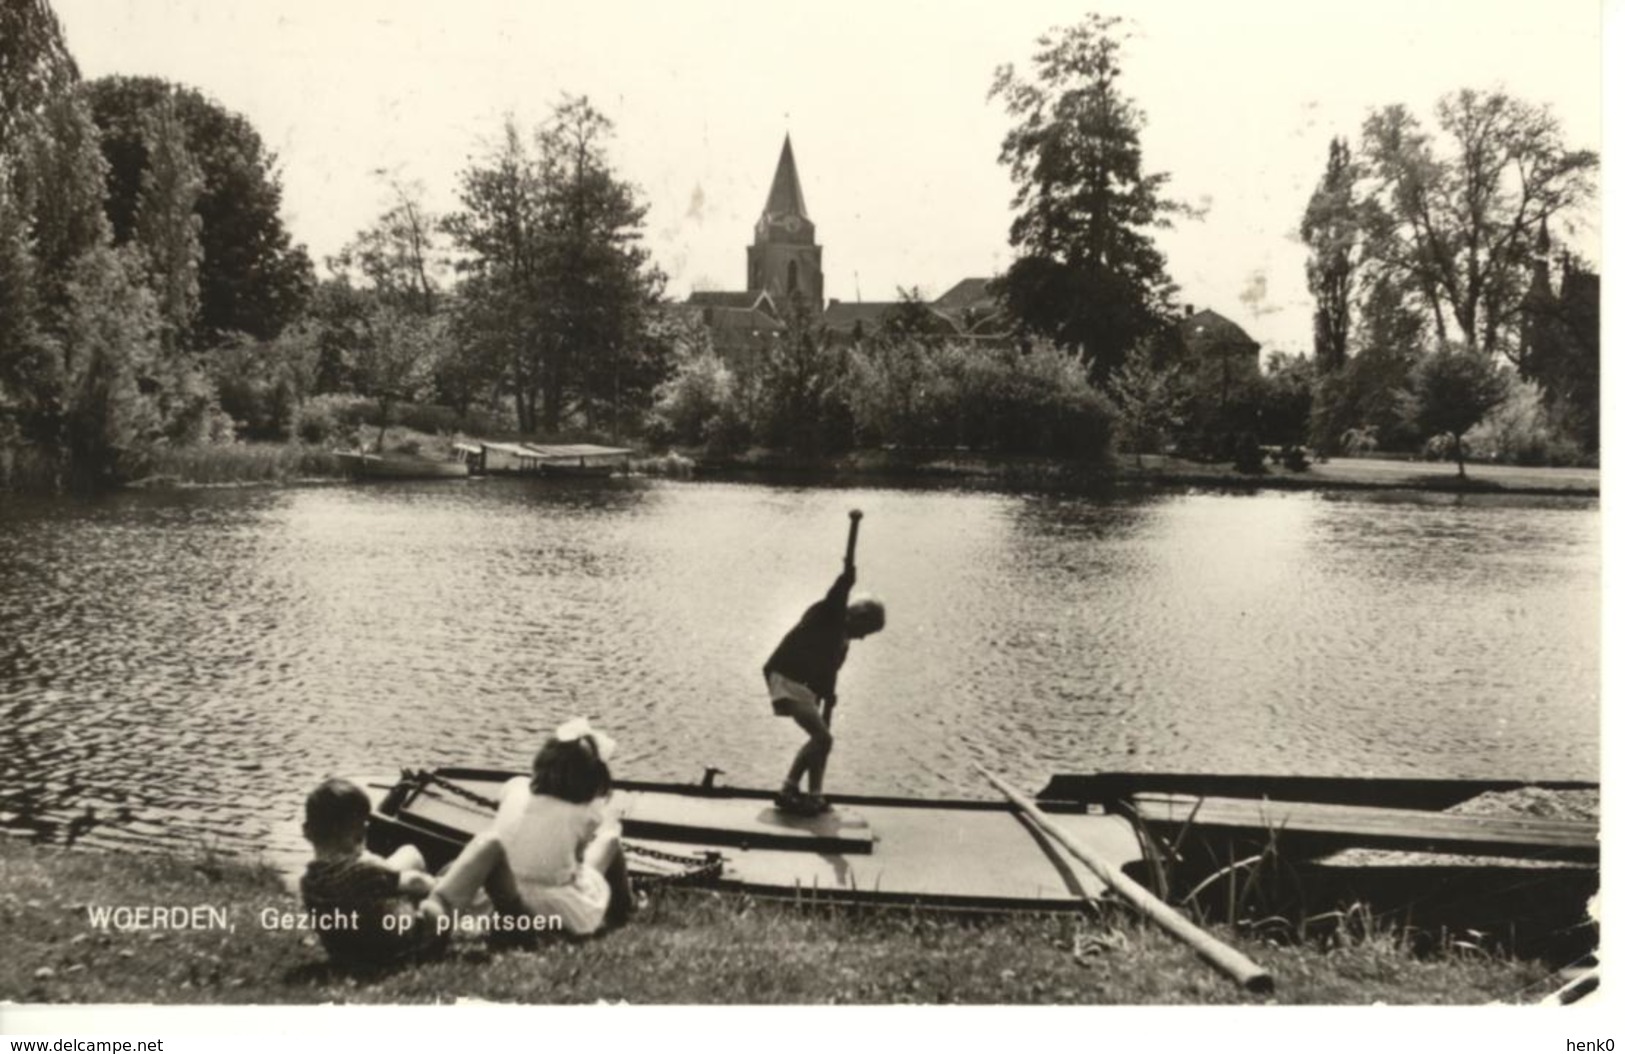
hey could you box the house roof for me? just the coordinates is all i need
[933,277,996,313]
[1179,308,1259,355]
[822,300,960,335]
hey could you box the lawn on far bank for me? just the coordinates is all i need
[0,839,1570,1006]
[1115,454,1599,495]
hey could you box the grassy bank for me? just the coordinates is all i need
[0,839,1569,1005]
[697,448,1599,497]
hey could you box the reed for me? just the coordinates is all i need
[139,442,347,485]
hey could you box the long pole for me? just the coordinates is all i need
[975,763,1274,994]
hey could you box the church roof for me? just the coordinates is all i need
[763,135,810,221]
[696,305,784,335]
[688,290,776,313]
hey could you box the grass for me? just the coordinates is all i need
[135,442,348,486]
[0,838,1569,1006]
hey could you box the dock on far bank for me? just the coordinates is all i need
[455,440,634,477]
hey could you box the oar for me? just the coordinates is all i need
[975,763,1274,994]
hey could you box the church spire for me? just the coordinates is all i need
[747,134,823,307]
[763,135,810,222]
[755,135,815,245]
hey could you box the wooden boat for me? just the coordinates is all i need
[336,452,471,480]
[470,441,632,477]
[361,768,1597,914]
[362,767,1142,910]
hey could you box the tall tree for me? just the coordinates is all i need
[1357,89,1596,364]
[84,76,315,343]
[447,99,658,434]
[133,97,203,357]
[1300,137,1358,373]
[0,0,79,152]
[534,97,659,435]
[989,15,1182,381]
[444,116,549,432]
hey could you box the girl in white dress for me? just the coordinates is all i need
[431,719,632,936]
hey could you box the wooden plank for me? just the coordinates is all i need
[1038,772,1597,811]
[614,789,874,854]
[978,765,1274,994]
[632,805,1139,907]
[1132,794,1598,862]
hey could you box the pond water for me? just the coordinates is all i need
[0,477,1599,869]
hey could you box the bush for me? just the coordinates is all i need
[296,394,369,446]
[1465,378,1585,467]
[844,340,1116,464]
[650,350,748,454]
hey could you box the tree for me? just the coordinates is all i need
[1300,137,1358,373]
[352,306,444,453]
[0,0,79,151]
[330,179,443,318]
[1105,339,1181,466]
[534,97,660,435]
[444,116,550,432]
[84,76,315,343]
[1357,90,1597,364]
[446,99,659,435]
[989,15,1183,381]
[58,245,163,485]
[1412,345,1509,479]
[1257,351,1314,449]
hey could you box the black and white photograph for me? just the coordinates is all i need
[0,0,1610,1042]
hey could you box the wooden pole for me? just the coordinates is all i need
[975,763,1274,994]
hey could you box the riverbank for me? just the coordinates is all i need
[5,436,1598,498]
[0,839,1568,1005]
[695,449,1600,498]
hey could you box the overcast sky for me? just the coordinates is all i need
[52,0,1605,357]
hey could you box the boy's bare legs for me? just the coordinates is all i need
[784,705,832,797]
[384,845,427,872]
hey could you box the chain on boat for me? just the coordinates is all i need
[404,769,724,889]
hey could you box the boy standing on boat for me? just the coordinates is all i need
[764,515,885,815]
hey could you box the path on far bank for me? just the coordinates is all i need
[1125,455,1599,496]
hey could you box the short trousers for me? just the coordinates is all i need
[766,671,819,716]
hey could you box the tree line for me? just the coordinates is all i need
[0,4,1599,490]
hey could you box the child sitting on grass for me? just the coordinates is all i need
[428,718,634,937]
[300,777,446,964]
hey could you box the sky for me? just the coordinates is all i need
[50,0,1606,358]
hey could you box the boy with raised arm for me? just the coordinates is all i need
[763,531,885,815]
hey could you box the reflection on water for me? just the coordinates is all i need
[0,479,1599,867]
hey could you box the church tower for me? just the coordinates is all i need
[747,135,824,310]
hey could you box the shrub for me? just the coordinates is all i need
[296,394,368,446]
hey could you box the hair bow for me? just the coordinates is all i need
[554,716,617,761]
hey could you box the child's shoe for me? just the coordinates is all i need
[774,789,818,816]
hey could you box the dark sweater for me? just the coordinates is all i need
[763,567,855,700]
